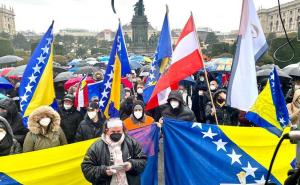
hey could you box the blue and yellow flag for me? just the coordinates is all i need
[19,21,56,125]
[99,23,131,118]
[163,118,294,185]
[246,67,289,137]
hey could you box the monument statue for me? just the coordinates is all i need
[134,0,145,16]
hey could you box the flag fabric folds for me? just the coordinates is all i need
[87,81,103,102]
[19,22,57,125]
[74,75,89,109]
[127,124,160,185]
[227,0,268,111]
[99,23,131,118]
[163,118,294,185]
[146,15,204,110]
[143,10,173,106]
[246,68,289,137]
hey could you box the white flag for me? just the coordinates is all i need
[227,0,268,111]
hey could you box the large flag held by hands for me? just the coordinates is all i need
[99,23,131,118]
[227,0,268,111]
[74,75,89,110]
[246,68,289,137]
[146,15,204,110]
[19,21,57,125]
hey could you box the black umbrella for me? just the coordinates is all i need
[256,69,291,79]
[73,66,99,75]
[54,66,67,74]
[54,72,75,83]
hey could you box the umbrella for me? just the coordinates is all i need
[0,55,23,64]
[129,60,143,70]
[54,66,67,74]
[0,77,14,89]
[5,65,27,77]
[180,76,196,86]
[73,66,99,75]
[260,64,280,70]
[85,57,97,62]
[0,93,8,100]
[64,76,95,90]
[202,58,232,73]
[287,67,300,78]
[0,67,14,76]
[143,57,152,63]
[54,72,75,83]
[282,63,300,74]
[98,56,110,62]
[94,62,107,69]
[87,60,98,65]
[256,69,291,79]
[68,59,83,66]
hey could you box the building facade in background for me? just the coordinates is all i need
[258,0,300,34]
[0,4,16,35]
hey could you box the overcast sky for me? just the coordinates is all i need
[0,0,293,33]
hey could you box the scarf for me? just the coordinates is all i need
[104,134,128,185]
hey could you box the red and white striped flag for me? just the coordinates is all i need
[146,15,204,110]
[74,76,89,110]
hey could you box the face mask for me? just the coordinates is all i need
[0,112,7,118]
[134,111,143,119]
[295,85,300,90]
[170,100,180,109]
[198,90,204,96]
[0,130,6,141]
[200,77,205,81]
[210,85,216,91]
[217,97,225,104]
[39,117,51,127]
[110,133,122,142]
[87,111,97,119]
[64,104,72,110]
[179,90,184,94]
[137,88,143,94]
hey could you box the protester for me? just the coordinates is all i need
[0,98,28,145]
[287,89,300,125]
[120,96,135,121]
[192,85,209,123]
[59,94,83,143]
[160,90,195,122]
[91,96,100,104]
[179,84,192,109]
[23,106,67,152]
[0,116,22,156]
[123,87,132,100]
[93,71,104,82]
[205,89,239,125]
[136,82,144,102]
[124,100,155,131]
[209,80,219,93]
[75,102,105,142]
[81,118,147,185]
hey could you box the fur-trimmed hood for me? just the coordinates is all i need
[28,106,61,134]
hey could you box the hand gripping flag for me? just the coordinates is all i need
[74,75,89,110]
[245,68,289,137]
[127,124,160,185]
[146,15,204,110]
[19,21,57,125]
[143,9,173,105]
[227,0,268,111]
[163,118,294,185]
[99,23,131,118]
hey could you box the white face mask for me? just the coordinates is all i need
[170,100,180,109]
[200,77,205,81]
[64,104,72,110]
[39,117,51,127]
[198,90,204,96]
[210,85,216,91]
[137,88,143,94]
[0,130,6,141]
[87,111,97,119]
[295,85,300,90]
[134,111,143,119]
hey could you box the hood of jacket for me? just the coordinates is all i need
[0,116,13,137]
[28,106,61,134]
[0,98,18,115]
[167,91,184,105]
[213,89,227,102]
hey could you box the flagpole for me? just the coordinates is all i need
[191,12,219,125]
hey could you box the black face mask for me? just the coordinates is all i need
[217,98,225,104]
[110,133,122,142]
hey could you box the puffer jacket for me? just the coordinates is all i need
[160,91,195,122]
[0,98,28,145]
[59,107,83,143]
[23,106,67,152]
[81,134,147,185]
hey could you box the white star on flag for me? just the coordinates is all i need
[41,45,49,54]
[25,84,33,93]
[270,73,275,80]
[46,38,52,45]
[20,94,29,102]
[99,99,105,107]
[104,81,112,90]
[191,122,202,129]
[33,64,42,74]
[37,54,46,64]
[108,71,114,80]
[279,117,285,125]
[28,74,37,83]
[149,73,155,80]
[255,175,267,184]
[202,127,217,139]
[213,139,227,152]
[101,90,109,98]
[227,149,242,165]
[150,65,156,72]
[242,162,258,178]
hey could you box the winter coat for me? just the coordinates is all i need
[120,96,135,121]
[0,98,28,145]
[59,107,83,143]
[0,116,22,156]
[23,106,67,152]
[124,115,154,131]
[191,85,210,123]
[81,134,147,185]
[205,89,239,125]
[160,91,195,122]
[75,113,105,142]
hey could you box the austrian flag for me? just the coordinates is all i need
[74,75,89,110]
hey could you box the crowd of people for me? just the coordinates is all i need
[0,68,300,184]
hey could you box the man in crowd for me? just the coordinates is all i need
[192,85,209,123]
[179,84,192,109]
[136,82,144,102]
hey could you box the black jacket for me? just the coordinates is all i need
[81,135,147,185]
[59,107,83,143]
[160,91,195,122]
[75,113,105,142]
[0,98,28,145]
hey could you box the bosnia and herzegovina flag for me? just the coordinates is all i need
[246,67,289,137]
[163,118,294,185]
[128,124,160,185]
[99,23,131,118]
[19,21,56,125]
